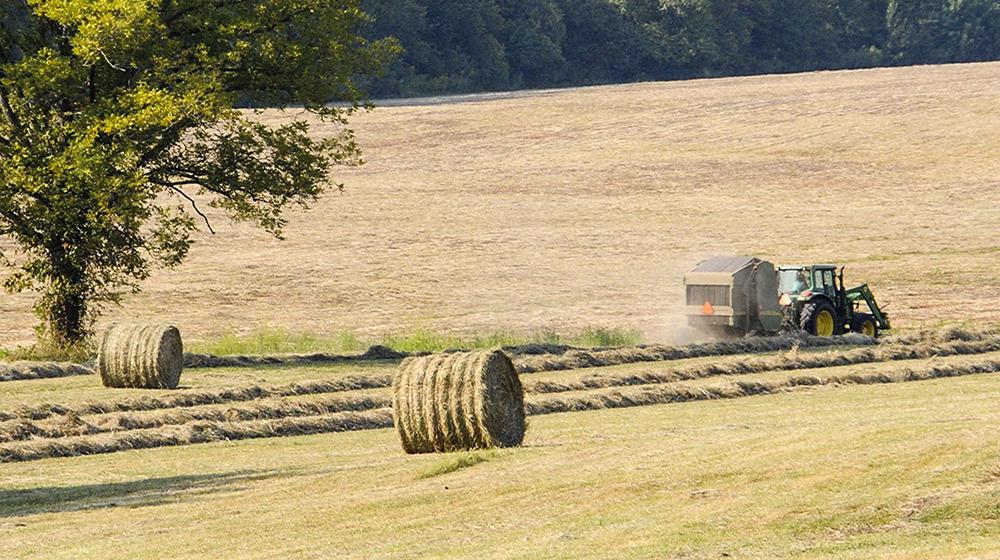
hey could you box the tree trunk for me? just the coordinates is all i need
[47,284,89,346]
[42,248,91,347]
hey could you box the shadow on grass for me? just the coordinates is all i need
[416,450,498,479]
[0,469,281,518]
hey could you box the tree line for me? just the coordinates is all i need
[360,0,1000,97]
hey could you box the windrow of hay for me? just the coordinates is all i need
[882,326,998,345]
[0,408,394,463]
[0,375,392,423]
[8,335,995,441]
[178,328,1000,372]
[182,335,879,373]
[0,413,101,442]
[524,358,1000,416]
[5,356,998,462]
[0,362,94,383]
[0,393,393,443]
[184,345,408,368]
[393,350,526,454]
[514,333,877,374]
[181,343,579,370]
[99,324,184,389]
[511,328,1000,376]
[0,328,978,385]
[525,336,1000,394]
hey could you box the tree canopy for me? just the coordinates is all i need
[360,0,1000,97]
[0,0,395,346]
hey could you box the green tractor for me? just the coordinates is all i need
[776,264,891,337]
[684,256,891,338]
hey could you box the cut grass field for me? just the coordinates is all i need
[3,331,1000,556]
[1,62,999,347]
[2,370,999,559]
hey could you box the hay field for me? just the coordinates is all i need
[3,342,1000,558]
[2,62,999,346]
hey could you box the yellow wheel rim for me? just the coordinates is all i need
[862,321,876,336]
[816,310,835,336]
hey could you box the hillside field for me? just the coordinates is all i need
[2,62,999,346]
[2,62,1000,559]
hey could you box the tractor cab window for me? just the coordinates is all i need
[813,269,826,289]
[813,269,834,292]
[779,269,810,294]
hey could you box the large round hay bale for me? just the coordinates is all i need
[392,349,525,454]
[98,324,184,389]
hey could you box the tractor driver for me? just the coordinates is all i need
[793,270,809,293]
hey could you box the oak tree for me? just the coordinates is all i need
[0,0,395,346]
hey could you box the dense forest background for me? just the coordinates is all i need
[358,0,1000,97]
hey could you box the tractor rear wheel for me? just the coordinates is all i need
[851,313,879,338]
[800,301,842,337]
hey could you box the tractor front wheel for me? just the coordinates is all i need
[800,301,842,337]
[851,313,879,338]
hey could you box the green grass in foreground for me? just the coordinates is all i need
[185,328,368,356]
[2,373,999,559]
[184,326,643,356]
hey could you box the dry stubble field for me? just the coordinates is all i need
[2,62,999,346]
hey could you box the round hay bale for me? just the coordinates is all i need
[98,324,184,389]
[392,349,525,454]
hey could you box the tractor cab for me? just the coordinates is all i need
[777,265,838,301]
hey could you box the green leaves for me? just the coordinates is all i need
[0,0,391,345]
[158,114,356,238]
[31,0,161,67]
